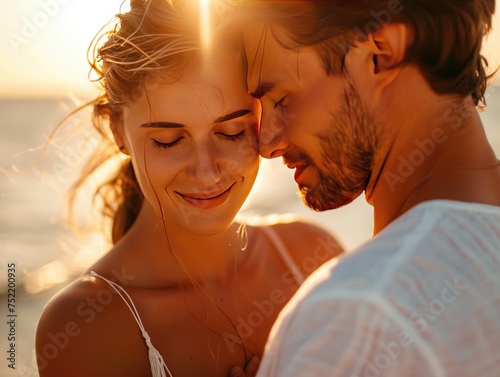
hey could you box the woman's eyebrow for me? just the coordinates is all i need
[214,109,252,123]
[140,122,184,128]
[139,110,252,128]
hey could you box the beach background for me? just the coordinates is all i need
[0,1,499,375]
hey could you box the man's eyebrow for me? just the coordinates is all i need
[250,83,274,99]
[140,122,184,128]
[214,109,252,123]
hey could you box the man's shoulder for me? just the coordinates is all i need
[291,200,500,306]
[373,199,500,255]
[395,199,500,228]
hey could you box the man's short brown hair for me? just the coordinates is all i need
[242,0,497,106]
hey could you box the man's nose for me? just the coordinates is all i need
[258,106,289,159]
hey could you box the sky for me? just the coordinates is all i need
[0,0,499,99]
[0,0,129,99]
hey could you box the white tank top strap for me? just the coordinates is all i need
[260,226,305,285]
[88,271,174,377]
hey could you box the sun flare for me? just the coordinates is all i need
[200,0,212,54]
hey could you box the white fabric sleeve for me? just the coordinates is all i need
[257,293,445,377]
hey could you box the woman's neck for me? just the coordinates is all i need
[113,203,249,288]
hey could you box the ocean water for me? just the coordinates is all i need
[0,99,94,291]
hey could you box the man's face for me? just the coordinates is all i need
[244,24,379,211]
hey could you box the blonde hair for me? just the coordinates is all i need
[70,0,210,243]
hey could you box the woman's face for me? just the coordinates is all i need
[119,53,260,235]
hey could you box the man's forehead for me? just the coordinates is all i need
[242,22,268,93]
[243,24,302,99]
[243,22,294,97]
[242,21,267,60]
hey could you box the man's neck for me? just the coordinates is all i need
[365,71,500,234]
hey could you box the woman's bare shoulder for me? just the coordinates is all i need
[36,275,149,377]
[36,276,109,336]
[249,214,345,278]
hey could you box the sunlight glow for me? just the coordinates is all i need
[25,261,69,295]
[200,0,212,54]
[0,0,498,99]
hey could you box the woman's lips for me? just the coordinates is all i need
[177,183,235,209]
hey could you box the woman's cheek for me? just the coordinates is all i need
[237,132,259,163]
[138,148,177,192]
[229,141,258,173]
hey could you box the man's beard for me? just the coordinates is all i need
[302,83,378,212]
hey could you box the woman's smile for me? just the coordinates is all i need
[176,182,236,209]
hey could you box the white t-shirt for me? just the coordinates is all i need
[257,200,500,377]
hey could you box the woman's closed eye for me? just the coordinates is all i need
[152,137,184,149]
[216,129,246,141]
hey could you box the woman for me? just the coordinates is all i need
[35,1,344,376]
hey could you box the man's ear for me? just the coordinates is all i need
[368,22,414,74]
[344,22,413,107]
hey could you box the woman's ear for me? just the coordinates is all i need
[368,22,414,74]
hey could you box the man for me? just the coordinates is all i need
[231,0,500,376]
